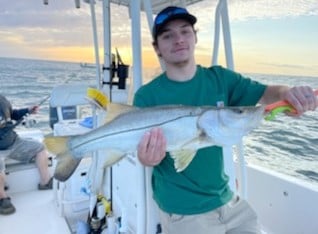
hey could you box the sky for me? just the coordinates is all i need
[0,0,317,77]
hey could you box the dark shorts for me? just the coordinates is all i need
[0,136,44,164]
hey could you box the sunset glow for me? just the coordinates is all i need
[0,1,317,77]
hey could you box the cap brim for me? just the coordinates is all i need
[153,13,197,39]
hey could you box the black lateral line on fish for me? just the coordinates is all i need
[71,113,200,151]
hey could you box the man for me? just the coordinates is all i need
[0,94,52,215]
[133,6,318,234]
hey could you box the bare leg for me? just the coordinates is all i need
[0,171,15,214]
[0,172,8,199]
[35,150,51,185]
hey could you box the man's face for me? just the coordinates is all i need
[155,19,196,65]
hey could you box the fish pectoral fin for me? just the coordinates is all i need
[170,149,197,172]
[54,152,81,182]
[44,136,69,155]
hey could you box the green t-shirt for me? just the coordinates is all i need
[133,65,266,215]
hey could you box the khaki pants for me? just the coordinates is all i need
[159,196,260,234]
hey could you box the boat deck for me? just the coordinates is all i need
[1,190,71,234]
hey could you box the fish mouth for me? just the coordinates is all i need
[243,105,265,130]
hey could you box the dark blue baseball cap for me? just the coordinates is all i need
[152,6,197,40]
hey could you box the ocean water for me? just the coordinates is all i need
[0,57,317,186]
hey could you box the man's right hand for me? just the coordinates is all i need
[137,128,167,167]
[28,105,39,114]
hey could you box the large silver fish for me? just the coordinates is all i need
[44,104,265,182]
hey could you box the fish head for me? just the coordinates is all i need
[198,105,264,146]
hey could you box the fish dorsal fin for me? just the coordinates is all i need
[105,102,136,123]
[170,149,197,172]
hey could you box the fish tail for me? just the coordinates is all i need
[54,152,82,182]
[44,136,69,155]
[44,135,82,181]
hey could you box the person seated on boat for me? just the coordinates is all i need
[0,94,53,215]
[134,6,318,234]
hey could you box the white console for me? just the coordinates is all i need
[50,84,94,217]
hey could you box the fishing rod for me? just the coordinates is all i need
[36,75,77,107]
[20,75,78,128]
[38,95,51,106]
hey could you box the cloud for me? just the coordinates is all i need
[0,1,81,27]
[228,0,318,20]
[1,0,317,76]
[187,0,318,22]
[260,62,308,69]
